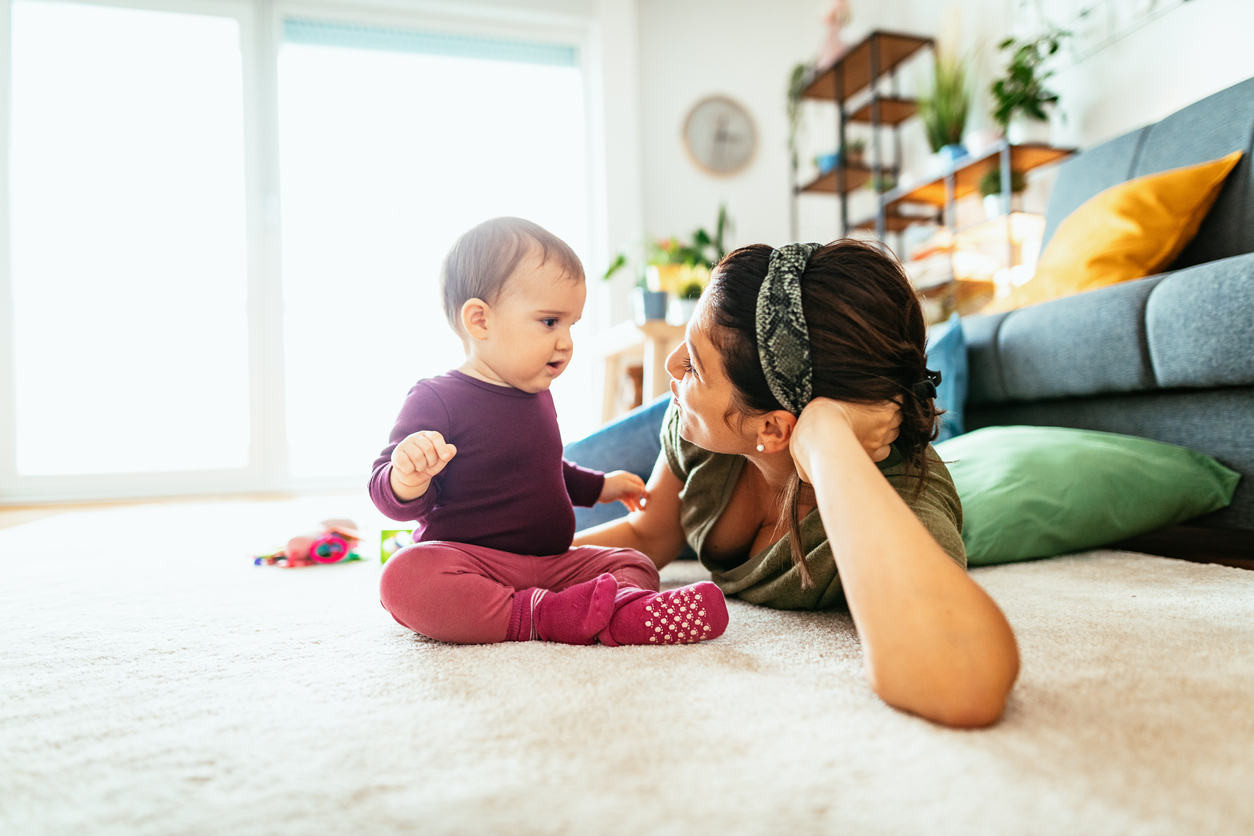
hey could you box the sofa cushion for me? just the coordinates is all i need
[1040,127,1147,251]
[1148,253,1254,388]
[964,252,1254,405]
[936,425,1239,565]
[925,313,967,441]
[1134,76,1254,270]
[989,151,1242,314]
[965,273,1167,404]
[1042,77,1254,266]
[965,387,1254,531]
[963,311,1010,404]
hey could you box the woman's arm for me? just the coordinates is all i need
[791,399,1020,728]
[572,453,689,570]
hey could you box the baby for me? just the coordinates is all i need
[371,217,728,646]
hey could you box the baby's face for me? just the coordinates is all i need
[476,248,585,393]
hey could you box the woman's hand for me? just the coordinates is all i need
[790,397,902,482]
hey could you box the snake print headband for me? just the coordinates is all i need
[754,242,943,415]
[755,242,821,415]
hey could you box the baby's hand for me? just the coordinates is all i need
[390,431,457,501]
[598,470,649,512]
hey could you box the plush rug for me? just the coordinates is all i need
[2,495,1253,835]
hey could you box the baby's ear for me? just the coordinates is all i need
[460,298,490,341]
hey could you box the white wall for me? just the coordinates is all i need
[633,0,825,260]
[1025,0,1254,149]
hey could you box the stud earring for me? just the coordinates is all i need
[756,444,765,452]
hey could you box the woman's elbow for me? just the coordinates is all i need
[928,685,1012,729]
[869,649,1020,729]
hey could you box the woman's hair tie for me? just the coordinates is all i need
[755,242,822,415]
[912,368,942,401]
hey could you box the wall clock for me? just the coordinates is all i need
[682,95,757,176]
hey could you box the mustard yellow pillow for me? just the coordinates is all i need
[986,150,1243,313]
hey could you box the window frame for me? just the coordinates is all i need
[0,0,604,504]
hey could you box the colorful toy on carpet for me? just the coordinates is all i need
[380,529,415,564]
[253,519,365,568]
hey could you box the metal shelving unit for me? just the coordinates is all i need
[793,31,934,240]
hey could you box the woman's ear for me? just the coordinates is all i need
[460,298,491,341]
[754,410,798,454]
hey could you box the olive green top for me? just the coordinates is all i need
[661,402,966,611]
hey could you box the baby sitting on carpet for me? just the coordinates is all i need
[370,217,728,646]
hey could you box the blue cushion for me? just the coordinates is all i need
[927,313,967,442]
[565,395,671,531]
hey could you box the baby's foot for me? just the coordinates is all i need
[531,573,618,645]
[598,582,728,647]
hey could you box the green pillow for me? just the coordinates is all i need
[934,425,1240,566]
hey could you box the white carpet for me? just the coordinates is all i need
[2,495,1253,835]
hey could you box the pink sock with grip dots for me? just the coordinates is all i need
[597,582,729,647]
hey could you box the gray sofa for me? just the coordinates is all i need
[569,77,1254,562]
[963,76,1254,558]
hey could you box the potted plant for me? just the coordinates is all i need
[668,277,704,325]
[917,52,972,169]
[990,28,1070,144]
[631,271,668,324]
[645,203,730,295]
[844,137,866,168]
[603,249,668,325]
[605,204,730,326]
[787,63,813,177]
[867,172,897,194]
[979,168,1027,217]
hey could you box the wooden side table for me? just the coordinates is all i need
[591,319,687,424]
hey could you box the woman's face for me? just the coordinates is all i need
[665,298,755,455]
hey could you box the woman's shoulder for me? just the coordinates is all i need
[878,443,966,567]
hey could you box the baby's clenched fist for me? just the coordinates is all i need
[390,431,457,501]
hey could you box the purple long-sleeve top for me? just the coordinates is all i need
[369,370,605,557]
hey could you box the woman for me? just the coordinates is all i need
[573,240,1019,728]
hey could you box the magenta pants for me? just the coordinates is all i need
[379,541,660,644]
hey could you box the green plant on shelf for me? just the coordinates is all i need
[979,168,1027,197]
[787,62,813,173]
[917,52,972,153]
[867,172,898,193]
[990,28,1070,131]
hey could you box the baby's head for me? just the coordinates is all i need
[440,217,586,393]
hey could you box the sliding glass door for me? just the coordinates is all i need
[7,0,252,487]
[0,0,595,502]
[277,21,592,478]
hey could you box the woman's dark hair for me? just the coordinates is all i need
[705,238,940,587]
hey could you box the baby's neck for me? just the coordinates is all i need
[457,356,510,387]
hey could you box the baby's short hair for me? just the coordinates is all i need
[439,217,585,334]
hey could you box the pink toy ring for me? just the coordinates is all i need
[310,533,349,563]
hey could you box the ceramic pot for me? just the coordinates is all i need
[938,144,969,170]
[668,297,699,326]
[631,287,668,325]
[1007,115,1051,145]
[984,193,1025,218]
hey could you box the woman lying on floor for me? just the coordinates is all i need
[574,240,1020,728]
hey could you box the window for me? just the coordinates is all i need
[0,2,598,501]
[8,0,250,476]
[278,20,592,477]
